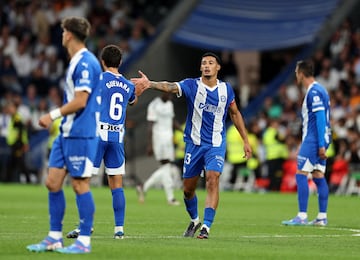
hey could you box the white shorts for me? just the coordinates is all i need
[153,136,174,161]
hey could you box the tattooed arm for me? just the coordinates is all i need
[132,70,179,95]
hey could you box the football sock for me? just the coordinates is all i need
[184,195,198,220]
[298,212,307,219]
[76,191,95,236]
[77,236,90,247]
[317,212,327,219]
[161,163,175,202]
[296,174,309,213]
[48,231,62,240]
[312,177,328,214]
[191,216,200,224]
[49,190,65,232]
[115,226,124,233]
[112,188,125,227]
[203,207,215,228]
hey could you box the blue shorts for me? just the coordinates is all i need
[93,139,125,175]
[49,135,97,178]
[297,141,327,173]
[182,142,226,179]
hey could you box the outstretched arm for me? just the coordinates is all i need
[131,70,179,94]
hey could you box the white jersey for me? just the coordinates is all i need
[146,96,175,161]
[147,96,174,143]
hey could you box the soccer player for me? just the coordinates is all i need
[136,92,180,206]
[26,17,102,254]
[282,60,331,226]
[67,44,139,240]
[131,52,252,239]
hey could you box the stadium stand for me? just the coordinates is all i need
[0,0,359,192]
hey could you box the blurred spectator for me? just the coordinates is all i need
[0,25,18,56]
[0,103,11,182]
[316,58,341,91]
[23,84,40,115]
[128,26,146,52]
[29,97,48,133]
[0,55,22,94]
[226,124,248,191]
[4,100,30,183]
[12,93,31,130]
[47,85,63,110]
[10,36,33,92]
[329,139,349,193]
[262,118,288,191]
[43,46,64,86]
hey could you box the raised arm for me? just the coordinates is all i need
[131,70,179,95]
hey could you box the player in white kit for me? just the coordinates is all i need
[137,92,180,206]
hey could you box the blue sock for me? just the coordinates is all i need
[296,174,309,213]
[76,192,95,236]
[203,207,216,228]
[49,190,65,231]
[112,188,125,226]
[184,195,198,220]
[312,177,328,213]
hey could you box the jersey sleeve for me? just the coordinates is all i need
[73,62,94,93]
[226,82,235,106]
[176,78,194,98]
[308,89,325,112]
[128,83,136,105]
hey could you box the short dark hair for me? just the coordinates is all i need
[202,52,221,65]
[296,60,314,77]
[61,17,91,42]
[100,45,122,68]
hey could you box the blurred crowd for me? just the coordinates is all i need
[221,18,360,194]
[0,1,359,193]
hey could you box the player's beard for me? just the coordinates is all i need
[204,75,211,80]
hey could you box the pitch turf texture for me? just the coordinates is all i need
[0,184,359,259]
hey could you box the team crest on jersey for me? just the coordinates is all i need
[312,95,323,106]
[220,95,226,102]
[80,70,90,84]
[82,70,89,78]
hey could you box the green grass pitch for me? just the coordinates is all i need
[0,183,359,259]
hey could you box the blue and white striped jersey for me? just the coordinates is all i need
[301,81,331,147]
[176,78,235,147]
[60,48,102,138]
[97,71,136,143]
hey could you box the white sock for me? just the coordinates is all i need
[201,224,210,232]
[48,231,62,240]
[77,236,90,246]
[317,213,327,219]
[115,226,124,233]
[297,212,307,219]
[192,217,200,225]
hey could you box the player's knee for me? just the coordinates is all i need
[45,178,61,192]
[183,189,195,199]
[312,171,325,178]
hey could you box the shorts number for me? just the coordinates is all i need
[184,153,191,165]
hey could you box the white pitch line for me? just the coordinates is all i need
[87,227,360,240]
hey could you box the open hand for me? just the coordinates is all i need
[131,70,150,96]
